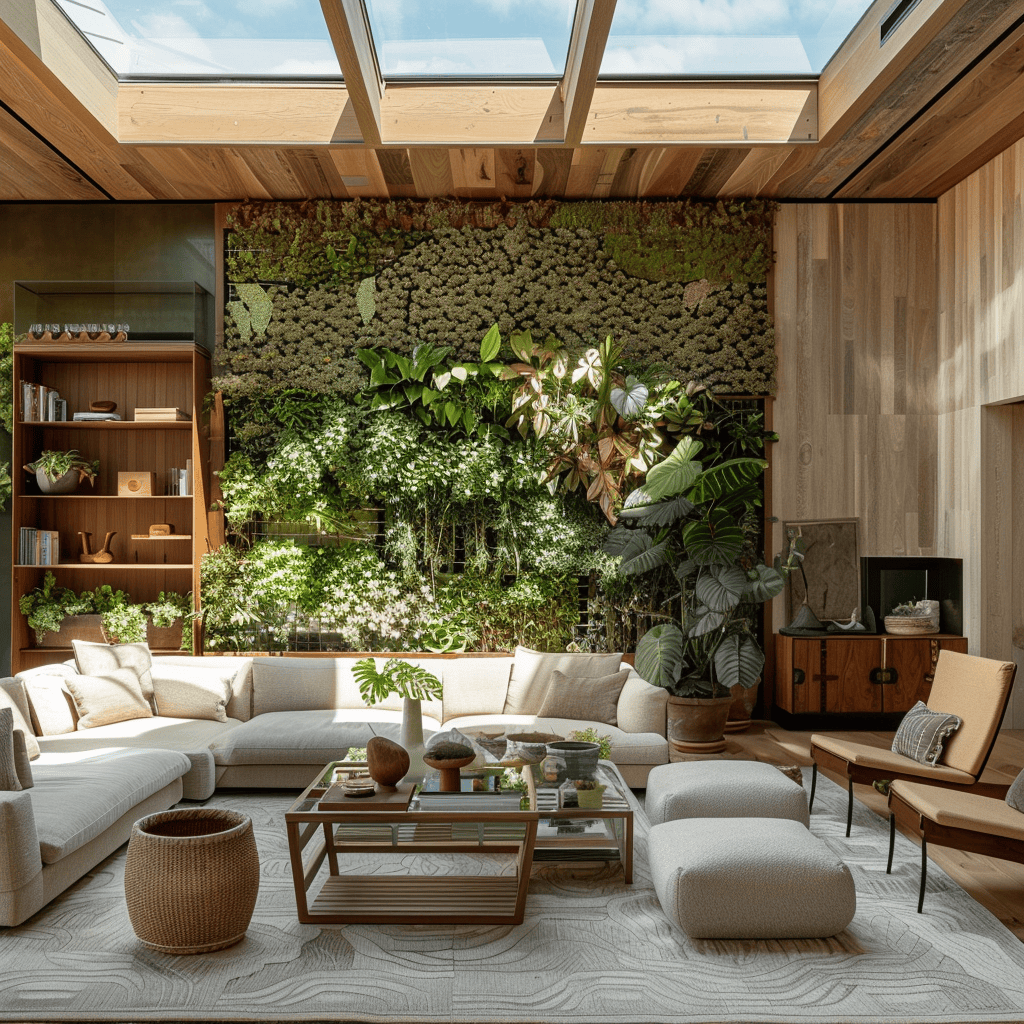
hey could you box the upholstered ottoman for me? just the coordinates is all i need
[649,817,856,939]
[645,760,810,826]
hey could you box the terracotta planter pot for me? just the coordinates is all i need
[725,678,762,733]
[666,694,733,754]
[36,613,105,647]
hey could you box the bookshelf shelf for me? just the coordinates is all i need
[11,281,212,673]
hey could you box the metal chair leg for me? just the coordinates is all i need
[809,762,818,812]
[917,837,928,913]
[887,813,896,873]
[846,778,854,837]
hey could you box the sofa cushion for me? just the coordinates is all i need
[0,708,23,791]
[12,731,33,790]
[251,658,444,721]
[0,679,39,759]
[538,668,629,726]
[30,748,190,864]
[503,647,624,716]
[153,655,253,722]
[21,671,78,735]
[65,669,153,729]
[891,700,962,766]
[448,714,669,766]
[72,640,155,711]
[210,709,440,767]
[440,656,513,722]
[150,666,231,722]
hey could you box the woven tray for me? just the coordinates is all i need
[883,615,939,635]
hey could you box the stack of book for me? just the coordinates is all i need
[19,381,67,422]
[134,408,190,422]
[19,528,59,566]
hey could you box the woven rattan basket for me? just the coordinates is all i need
[124,808,259,954]
[883,615,940,635]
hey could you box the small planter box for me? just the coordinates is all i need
[36,614,104,647]
[147,618,184,651]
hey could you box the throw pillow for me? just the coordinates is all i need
[72,640,156,711]
[538,667,630,727]
[1006,768,1024,813]
[891,700,962,765]
[503,646,623,716]
[150,667,231,723]
[64,669,154,729]
[0,679,40,759]
[0,708,22,791]
[12,730,33,789]
[23,673,78,735]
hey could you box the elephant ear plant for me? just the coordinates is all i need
[605,436,786,698]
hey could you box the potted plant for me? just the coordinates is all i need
[573,779,607,809]
[24,450,99,494]
[145,591,196,650]
[101,603,148,645]
[352,658,443,782]
[606,435,786,752]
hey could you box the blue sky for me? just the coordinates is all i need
[60,0,873,77]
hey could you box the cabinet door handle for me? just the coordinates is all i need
[792,668,805,686]
[870,668,899,685]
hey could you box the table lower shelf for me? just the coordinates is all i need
[307,873,525,924]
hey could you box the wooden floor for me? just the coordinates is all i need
[724,723,1024,942]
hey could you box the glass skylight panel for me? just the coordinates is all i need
[600,1,875,76]
[362,0,576,78]
[54,0,341,78]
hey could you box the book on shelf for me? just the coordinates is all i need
[19,381,67,422]
[134,408,190,422]
[72,412,120,421]
[19,528,59,566]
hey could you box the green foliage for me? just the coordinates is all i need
[24,449,99,484]
[568,727,612,760]
[0,322,13,435]
[101,603,147,645]
[18,575,130,643]
[352,657,443,704]
[356,276,376,324]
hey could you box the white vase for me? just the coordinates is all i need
[400,696,427,784]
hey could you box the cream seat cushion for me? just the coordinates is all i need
[448,713,669,766]
[210,709,440,767]
[0,679,40,759]
[503,647,624,716]
[891,780,1024,842]
[72,640,156,710]
[649,817,856,939]
[30,747,190,863]
[812,733,974,784]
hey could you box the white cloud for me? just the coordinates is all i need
[130,14,202,38]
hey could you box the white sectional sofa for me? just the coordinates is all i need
[2,648,668,926]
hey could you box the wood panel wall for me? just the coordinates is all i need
[936,138,1024,727]
[771,203,939,636]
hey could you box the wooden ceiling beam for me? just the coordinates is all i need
[583,82,817,144]
[562,0,617,147]
[320,0,383,144]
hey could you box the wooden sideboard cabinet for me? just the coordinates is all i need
[774,633,969,726]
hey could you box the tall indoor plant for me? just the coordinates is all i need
[606,436,785,749]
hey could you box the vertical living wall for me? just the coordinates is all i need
[206,199,777,653]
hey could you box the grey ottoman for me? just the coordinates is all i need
[649,817,856,939]
[645,760,810,826]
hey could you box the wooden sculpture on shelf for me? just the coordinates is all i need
[78,531,116,563]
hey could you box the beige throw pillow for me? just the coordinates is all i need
[12,731,33,789]
[65,669,154,729]
[0,679,40,759]
[23,674,78,735]
[72,640,156,711]
[538,668,630,726]
[151,667,231,723]
[0,708,23,791]
[503,646,624,715]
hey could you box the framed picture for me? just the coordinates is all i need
[782,518,861,624]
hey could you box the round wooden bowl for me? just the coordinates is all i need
[422,753,476,792]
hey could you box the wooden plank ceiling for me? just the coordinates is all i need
[0,0,1022,203]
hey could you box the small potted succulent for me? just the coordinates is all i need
[24,449,99,494]
[573,779,607,809]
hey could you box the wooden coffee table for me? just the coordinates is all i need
[285,763,539,925]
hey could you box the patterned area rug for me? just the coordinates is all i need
[2,773,1024,1023]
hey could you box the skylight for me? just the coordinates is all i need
[55,0,342,78]
[362,0,577,79]
[600,0,875,77]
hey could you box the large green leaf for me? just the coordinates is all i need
[682,509,745,566]
[687,608,727,637]
[635,624,684,690]
[747,563,786,603]
[617,493,694,527]
[602,525,634,556]
[643,436,704,501]
[618,537,671,576]
[479,323,501,363]
[695,565,749,612]
[713,633,764,690]
[688,457,767,504]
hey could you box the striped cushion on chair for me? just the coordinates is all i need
[892,701,961,765]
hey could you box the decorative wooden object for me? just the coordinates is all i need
[365,736,410,787]
[24,331,127,345]
[78,530,116,564]
[148,524,172,536]
[422,752,476,792]
[90,400,117,413]
[118,472,157,496]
